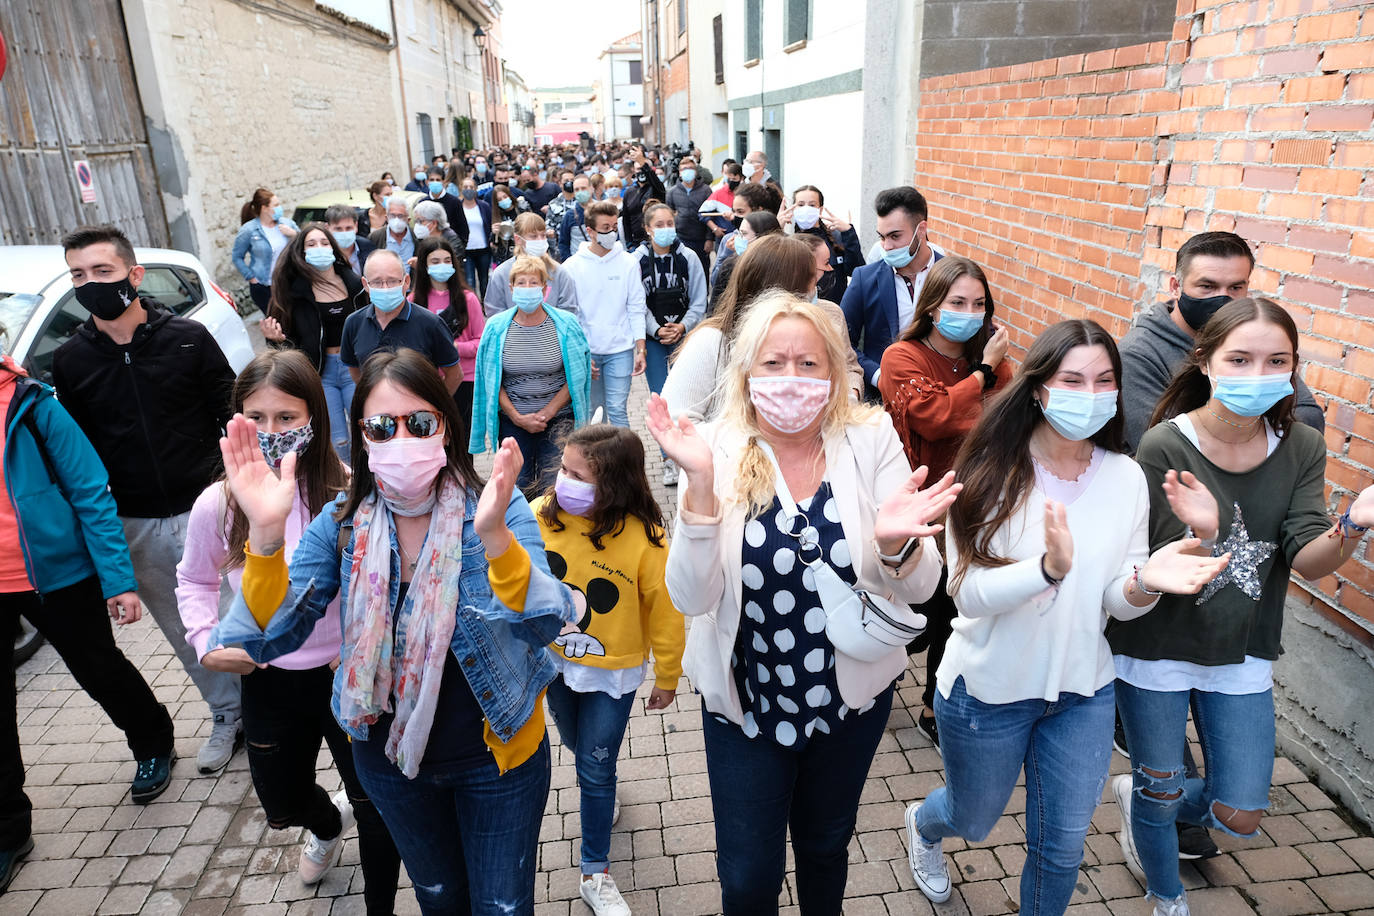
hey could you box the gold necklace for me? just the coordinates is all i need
[1207,405,1262,430]
[1199,409,1262,445]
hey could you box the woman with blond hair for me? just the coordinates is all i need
[649,292,956,914]
[470,256,592,496]
[482,213,580,318]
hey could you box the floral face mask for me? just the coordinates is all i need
[257,423,314,470]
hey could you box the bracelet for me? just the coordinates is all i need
[1132,564,1164,597]
[1040,554,1063,586]
[1184,525,1217,550]
[1339,508,1369,536]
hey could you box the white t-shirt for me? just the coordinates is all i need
[463,204,485,250]
[263,222,289,272]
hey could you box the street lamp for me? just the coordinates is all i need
[473,26,486,50]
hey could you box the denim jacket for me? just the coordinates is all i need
[231,218,300,286]
[221,488,577,744]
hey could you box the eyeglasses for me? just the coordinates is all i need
[358,410,442,443]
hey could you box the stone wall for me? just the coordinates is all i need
[123,0,408,293]
[915,0,1374,824]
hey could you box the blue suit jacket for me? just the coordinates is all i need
[839,251,945,392]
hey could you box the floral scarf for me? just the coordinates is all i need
[338,475,466,778]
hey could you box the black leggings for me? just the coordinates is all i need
[905,566,958,712]
[241,664,401,915]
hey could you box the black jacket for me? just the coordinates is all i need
[50,305,235,519]
[277,263,370,371]
[623,164,667,250]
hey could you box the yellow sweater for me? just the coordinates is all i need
[533,496,685,690]
[242,536,544,773]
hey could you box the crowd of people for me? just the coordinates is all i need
[0,137,1369,916]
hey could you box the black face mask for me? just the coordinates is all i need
[562,181,575,193]
[75,275,138,321]
[1176,293,1232,331]
[635,173,648,185]
[732,216,744,230]
[727,179,741,191]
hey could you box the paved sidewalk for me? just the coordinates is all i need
[4,379,1372,915]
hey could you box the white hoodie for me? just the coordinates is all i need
[561,241,647,354]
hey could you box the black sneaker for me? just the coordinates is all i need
[0,836,33,893]
[1113,715,1129,759]
[1177,821,1219,860]
[131,752,176,804]
[916,711,941,756]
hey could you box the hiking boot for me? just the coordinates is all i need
[131,752,175,804]
[0,836,33,893]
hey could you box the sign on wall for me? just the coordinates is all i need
[74,160,97,203]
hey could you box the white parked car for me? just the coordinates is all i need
[0,245,255,383]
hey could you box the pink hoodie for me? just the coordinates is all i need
[175,481,341,670]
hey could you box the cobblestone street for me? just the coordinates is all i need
[2,379,1371,916]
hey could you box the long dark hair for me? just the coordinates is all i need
[694,234,813,341]
[240,187,274,225]
[410,236,471,333]
[899,255,995,363]
[947,319,1126,591]
[266,223,346,338]
[538,425,664,550]
[336,348,483,521]
[221,350,349,571]
[1149,297,1298,438]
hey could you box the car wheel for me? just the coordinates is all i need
[14,617,44,667]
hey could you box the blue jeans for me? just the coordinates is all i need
[352,735,551,916]
[497,413,570,498]
[917,676,1114,916]
[465,247,492,300]
[544,675,638,875]
[589,348,634,428]
[644,337,674,395]
[1114,681,1274,901]
[703,686,893,915]
[321,352,356,461]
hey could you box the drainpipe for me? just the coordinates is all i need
[389,0,414,168]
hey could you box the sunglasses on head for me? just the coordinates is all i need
[358,410,443,443]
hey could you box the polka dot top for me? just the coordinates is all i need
[727,480,875,749]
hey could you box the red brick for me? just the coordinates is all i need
[1284,278,1345,309]
[1312,254,1374,288]
[1321,42,1374,73]
[1243,166,1300,190]
[1289,226,1353,255]
[1261,47,1324,75]
[1296,167,1362,196]
[1261,245,1317,274]
[1307,105,1374,131]
[1285,74,1348,102]
[1295,10,1363,44]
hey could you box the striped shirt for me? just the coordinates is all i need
[501,316,567,413]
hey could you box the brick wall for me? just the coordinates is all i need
[915,0,1374,640]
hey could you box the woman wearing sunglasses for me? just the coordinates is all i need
[216,347,577,916]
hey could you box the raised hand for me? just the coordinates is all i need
[820,207,851,233]
[260,316,286,342]
[475,437,522,555]
[1139,538,1231,595]
[1043,500,1073,580]
[1163,469,1220,540]
[645,394,713,479]
[221,414,298,547]
[873,467,962,550]
[982,326,1009,369]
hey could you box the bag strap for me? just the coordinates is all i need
[755,439,801,521]
[21,408,59,486]
[337,521,353,556]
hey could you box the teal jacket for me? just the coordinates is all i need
[2,363,137,598]
[469,305,592,454]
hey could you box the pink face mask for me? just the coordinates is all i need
[366,436,448,515]
[748,376,831,434]
[554,473,597,516]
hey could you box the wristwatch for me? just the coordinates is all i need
[973,362,997,391]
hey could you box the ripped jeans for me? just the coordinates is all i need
[916,676,1115,916]
[1114,681,1274,901]
[544,675,638,875]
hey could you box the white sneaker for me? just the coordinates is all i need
[662,459,678,487]
[1152,893,1190,916]
[905,802,951,903]
[612,791,621,825]
[580,871,631,916]
[298,790,355,885]
[1113,774,1146,884]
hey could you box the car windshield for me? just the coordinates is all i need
[0,294,43,354]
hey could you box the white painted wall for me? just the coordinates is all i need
[723,0,866,92]
[688,0,729,171]
[779,92,863,224]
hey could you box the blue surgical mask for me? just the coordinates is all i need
[476,163,488,175]
[512,287,544,313]
[882,239,916,269]
[1212,373,1293,417]
[1038,386,1118,441]
[414,171,426,182]
[381,196,393,211]
[653,227,677,248]
[428,181,445,196]
[272,204,284,221]
[498,197,513,210]
[304,247,335,270]
[428,263,456,283]
[733,234,748,255]
[935,309,984,343]
[370,284,406,312]
[680,168,696,183]
[538,170,547,180]
[574,190,591,204]
[462,188,477,200]
[332,230,356,250]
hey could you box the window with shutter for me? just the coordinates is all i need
[744,0,761,61]
[713,15,724,83]
[784,0,810,45]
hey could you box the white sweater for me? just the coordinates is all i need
[939,451,1156,705]
[560,242,647,354]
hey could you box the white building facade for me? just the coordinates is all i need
[598,33,645,141]
[392,0,497,163]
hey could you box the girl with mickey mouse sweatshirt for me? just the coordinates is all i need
[533,423,684,916]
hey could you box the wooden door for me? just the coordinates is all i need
[0,0,168,247]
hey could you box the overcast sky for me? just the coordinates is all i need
[498,0,642,89]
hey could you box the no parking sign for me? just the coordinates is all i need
[74,159,97,203]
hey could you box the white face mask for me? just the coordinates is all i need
[523,238,549,258]
[595,230,618,249]
[387,216,408,234]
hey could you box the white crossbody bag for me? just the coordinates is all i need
[756,440,927,662]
